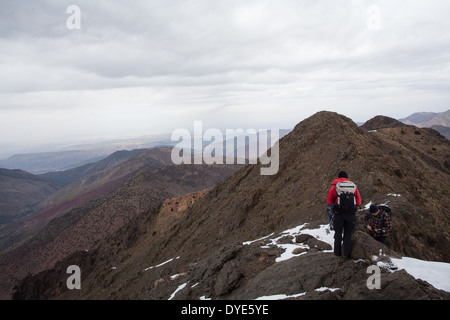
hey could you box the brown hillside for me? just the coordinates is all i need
[0,163,241,299]
[0,169,61,226]
[0,148,175,253]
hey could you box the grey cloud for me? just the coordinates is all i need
[3,0,448,88]
[0,0,449,155]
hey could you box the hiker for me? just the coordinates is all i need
[364,204,392,244]
[327,171,362,258]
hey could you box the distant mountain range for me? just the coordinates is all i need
[0,148,173,251]
[399,109,450,139]
[399,109,450,127]
[0,130,291,175]
[1,109,446,176]
[0,134,176,174]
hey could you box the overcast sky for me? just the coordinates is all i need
[0,0,449,157]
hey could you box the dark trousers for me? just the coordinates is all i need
[333,212,355,258]
[374,235,387,244]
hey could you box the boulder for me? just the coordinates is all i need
[345,269,450,300]
[350,231,400,260]
[306,237,332,251]
[214,260,243,296]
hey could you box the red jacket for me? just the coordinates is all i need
[327,177,362,207]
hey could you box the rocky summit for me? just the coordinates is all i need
[8,111,450,300]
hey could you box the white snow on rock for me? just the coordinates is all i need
[255,292,306,300]
[362,201,373,210]
[300,224,334,247]
[143,256,181,271]
[145,221,450,300]
[244,222,450,293]
[243,223,333,263]
[315,287,340,292]
[383,257,450,292]
[168,282,187,300]
[242,233,274,245]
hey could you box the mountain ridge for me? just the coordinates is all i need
[0,161,242,299]
[399,109,450,139]
[0,168,61,227]
[0,147,176,253]
[8,111,450,300]
[399,109,450,127]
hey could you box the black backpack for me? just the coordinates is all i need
[378,205,392,225]
[335,180,357,214]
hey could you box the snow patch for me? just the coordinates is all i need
[389,257,450,292]
[244,221,450,294]
[244,223,333,263]
[362,201,373,210]
[255,292,306,300]
[168,282,187,300]
[275,243,308,262]
[143,256,181,271]
[315,287,340,292]
[243,233,274,245]
[301,224,334,247]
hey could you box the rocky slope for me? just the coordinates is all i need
[9,111,450,300]
[0,148,174,253]
[0,169,61,226]
[26,148,175,229]
[430,125,450,140]
[0,162,242,299]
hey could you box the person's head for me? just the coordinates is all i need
[338,171,348,179]
[369,204,380,215]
